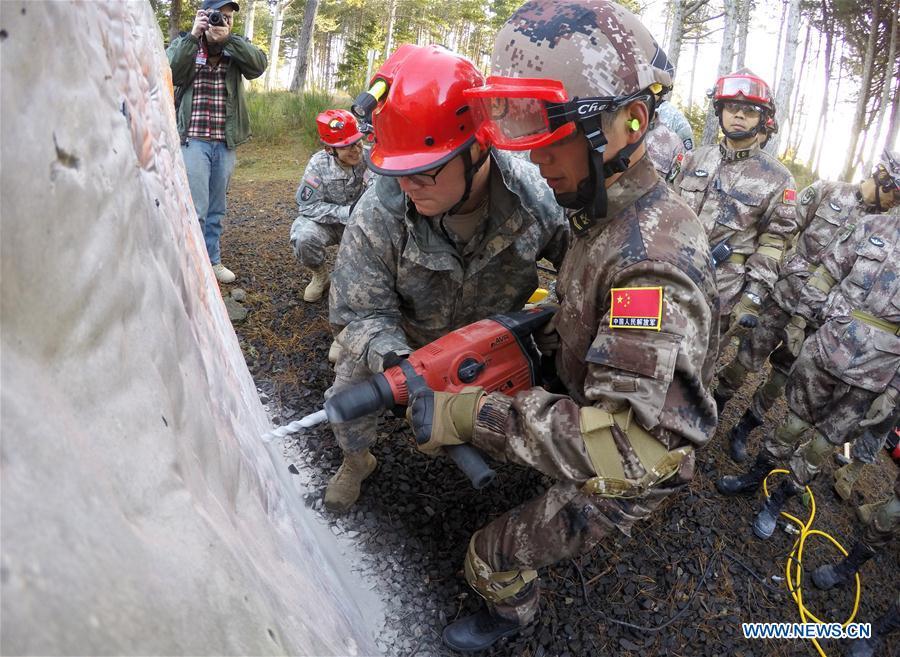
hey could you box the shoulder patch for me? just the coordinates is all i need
[666,152,684,183]
[800,187,816,205]
[609,287,663,330]
[828,200,842,212]
[683,138,694,151]
[299,185,315,202]
[304,175,322,189]
[782,189,797,205]
[869,235,885,248]
[694,169,708,177]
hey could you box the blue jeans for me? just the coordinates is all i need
[181,139,236,265]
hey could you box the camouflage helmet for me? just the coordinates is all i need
[877,149,900,191]
[491,0,673,101]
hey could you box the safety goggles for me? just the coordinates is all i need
[720,101,761,117]
[715,75,771,106]
[465,77,647,151]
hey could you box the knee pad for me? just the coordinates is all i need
[755,369,788,412]
[464,533,537,605]
[717,360,748,396]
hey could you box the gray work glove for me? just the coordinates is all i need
[860,387,899,427]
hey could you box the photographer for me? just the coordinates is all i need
[167,0,267,284]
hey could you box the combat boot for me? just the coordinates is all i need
[442,606,524,652]
[848,601,900,657]
[323,450,377,514]
[753,479,803,539]
[716,452,776,496]
[303,266,330,302]
[833,461,864,501]
[728,411,763,463]
[810,541,876,590]
[713,387,731,416]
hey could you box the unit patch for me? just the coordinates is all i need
[299,185,316,202]
[800,187,816,205]
[694,169,709,177]
[870,236,885,248]
[829,201,842,212]
[609,287,663,330]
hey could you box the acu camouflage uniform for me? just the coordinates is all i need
[674,142,797,339]
[289,149,369,269]
[466,156,719,624]
[645,120,685,184]
[327,148,568,452]
[764,212,900,488]
[717,180,880,417]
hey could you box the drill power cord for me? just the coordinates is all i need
[762,469,862,657]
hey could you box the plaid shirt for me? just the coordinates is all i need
[187,56,230,141]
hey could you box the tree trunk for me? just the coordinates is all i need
[384,0,397,58]
[666,0,684,72]
[290,0,319,92]
[811,6,836,173]
[772,0,787,84]
[243,0,256,41]
[735,0,751,69]
[264,0,292,91]
[886,76,900,152]
[688,34,700,106]
[866,4,897,171]
[769,0,801,155]
[168,0,183,43]
[840,0,880,181]
[701,0,738,145]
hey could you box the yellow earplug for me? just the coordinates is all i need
[627,118,641,131]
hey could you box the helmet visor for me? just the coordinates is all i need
[465,77,576,150]
[716,75,770,106]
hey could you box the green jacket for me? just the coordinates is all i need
[166,33,267,149]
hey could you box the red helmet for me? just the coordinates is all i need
[366,44,486,175]
[713,69,775,114]
[316,109,363,148]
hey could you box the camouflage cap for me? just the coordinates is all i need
[491,0,672,100]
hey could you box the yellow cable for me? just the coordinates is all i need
[761,470,862,657]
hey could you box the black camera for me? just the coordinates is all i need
[207,10,225,27]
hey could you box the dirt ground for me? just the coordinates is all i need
[221,145,899,657]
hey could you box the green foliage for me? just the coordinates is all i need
[245,89,335,146]
[780,154,816,191]
[679,101,711,144]
[336,16,385,95]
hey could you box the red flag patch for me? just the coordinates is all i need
[782,188,797,205]
[609,287,663,330]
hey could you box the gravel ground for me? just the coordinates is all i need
[223,178,899,657]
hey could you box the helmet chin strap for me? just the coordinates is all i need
[556,116,646,223]
[446,147,490,216]
[719,111,764,142]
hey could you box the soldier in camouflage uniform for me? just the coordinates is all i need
[657,100,694,152]
[715,150,899,462]
[674,69,797,352]
[646,113,685,182]
[716,210,900,540]
[290,110,368,306]
[323,44,569,514]
[403,2,719,650]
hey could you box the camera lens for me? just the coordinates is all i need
[208,10,224,26]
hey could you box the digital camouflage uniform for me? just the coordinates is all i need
[289,149,369,269]
[466,155,719,624]
[656,100,694,151]
[717,180,879,415]
[645,120,684,184]
[674,143,797,339]
[765,212,900,487]
[328,148,568,452]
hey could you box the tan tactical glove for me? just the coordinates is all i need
[406,387,484,457]
[860,387,899,427]
[533,303,561,355]
[784,315,807,357]
[731,291,762,330]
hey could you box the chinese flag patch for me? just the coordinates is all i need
[609,287,663,330]
[782,188,797,205]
